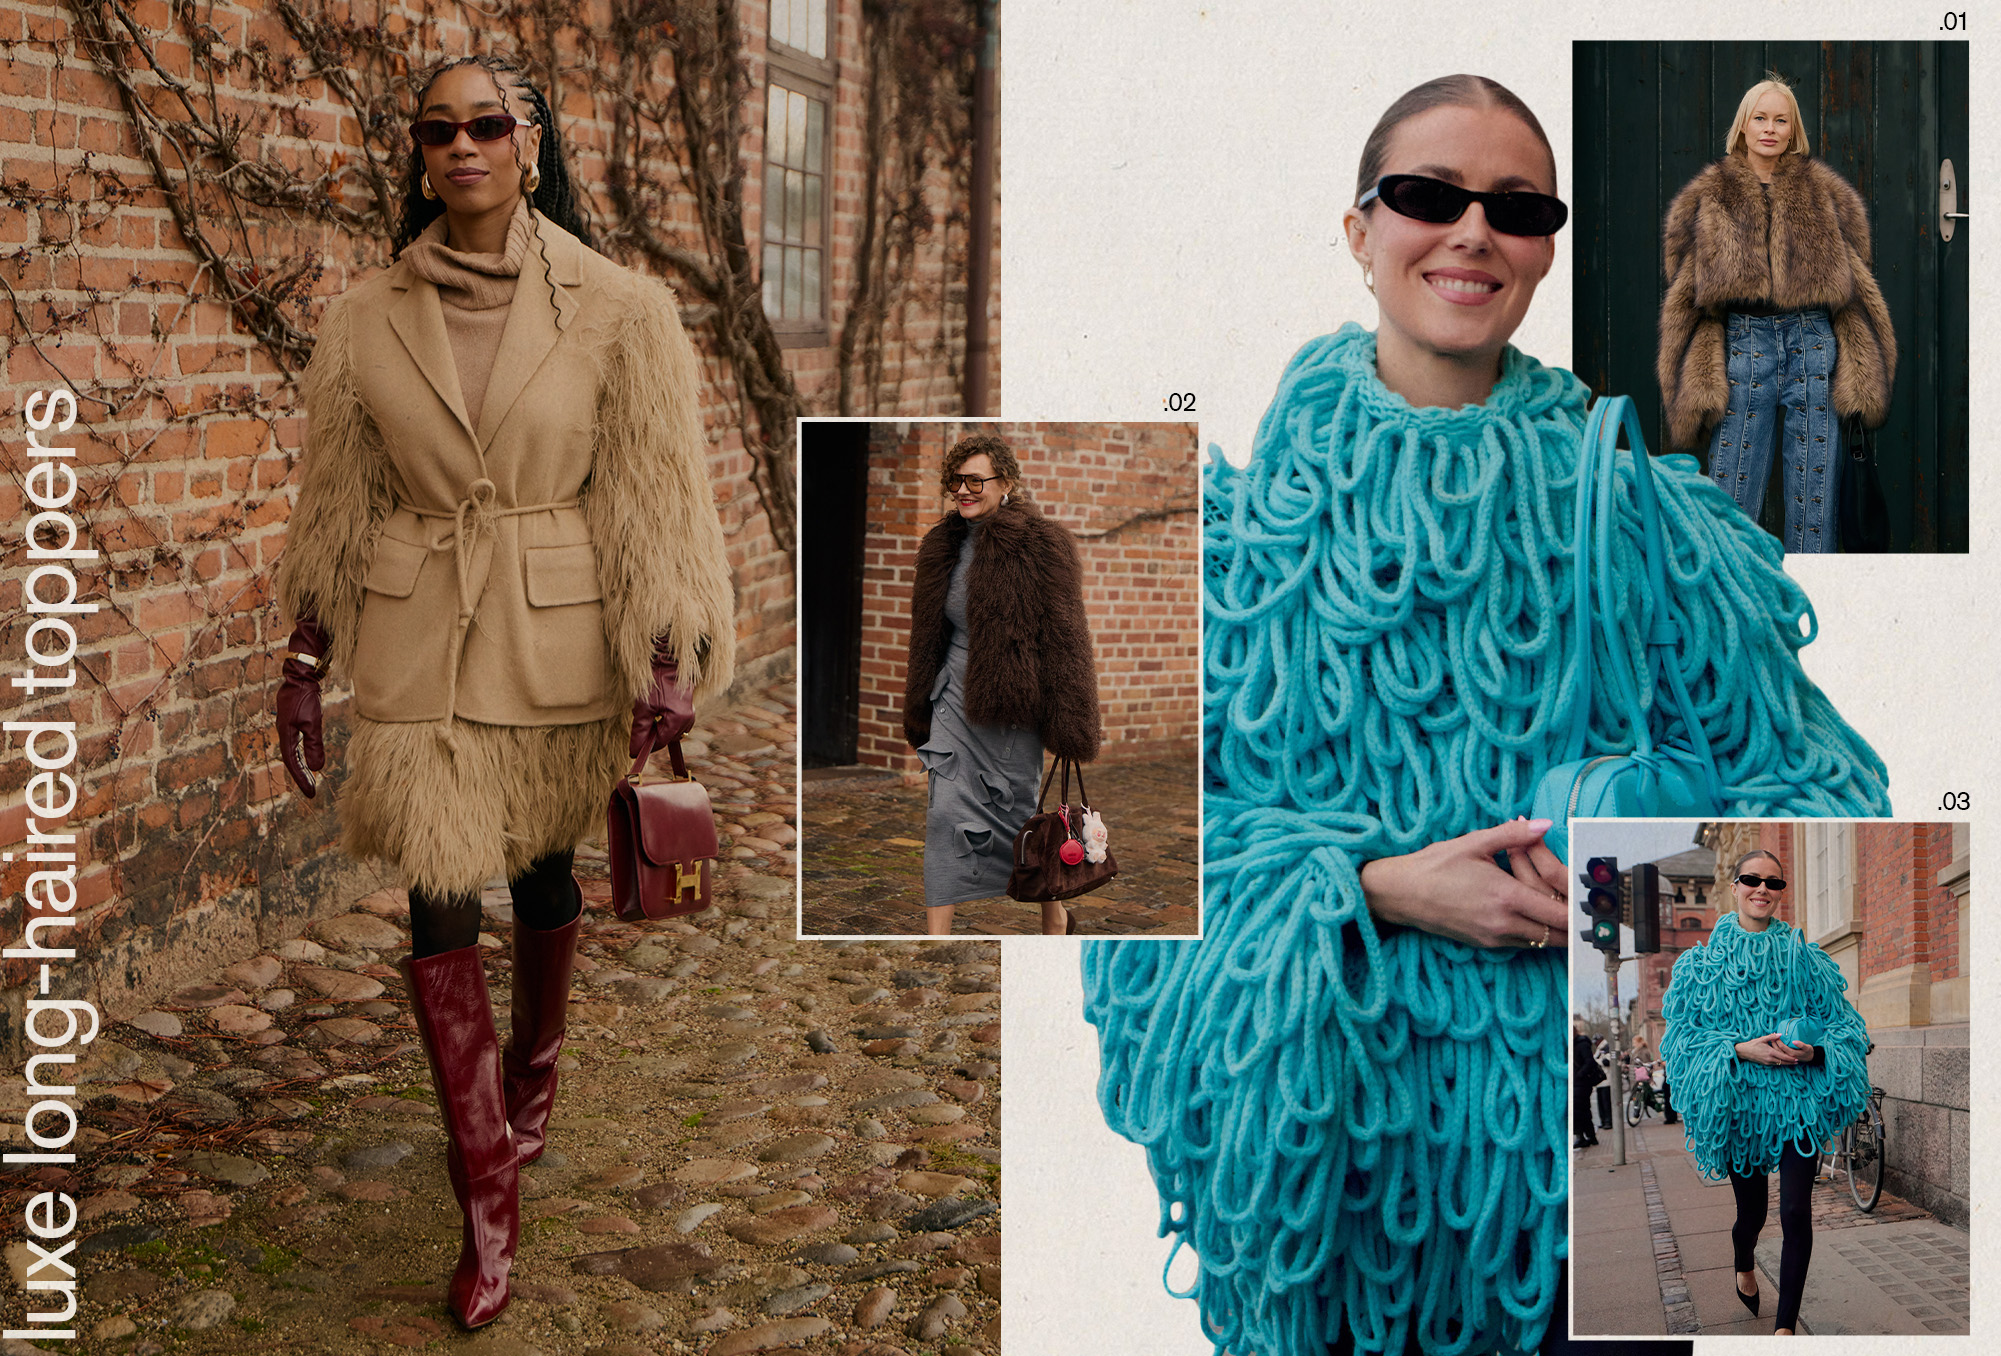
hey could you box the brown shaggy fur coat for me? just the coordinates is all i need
[902,499,1102,763]
[1657,152,1896,449]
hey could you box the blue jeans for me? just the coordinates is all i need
[1706,310,1841,553]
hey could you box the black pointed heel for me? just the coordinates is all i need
[1736,1273,1761,1317]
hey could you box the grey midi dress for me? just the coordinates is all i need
[919,521,1043,908]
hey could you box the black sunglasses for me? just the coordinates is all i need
[1360,174,1569,237]
[948,474,993,493]
[410,115,534,147]
[1735,873,1788,891]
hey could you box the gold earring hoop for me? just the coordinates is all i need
[421,173,439,201]
[1362,264,1375,294]
[524,163,541,194]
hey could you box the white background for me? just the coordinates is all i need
[998,3,1995,1354]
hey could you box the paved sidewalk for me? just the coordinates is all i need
[1572,1117,1966,1337]
[4,679,1003,1356]
[800,753,1198,936]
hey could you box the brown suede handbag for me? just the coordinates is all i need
[608,738,718,921]
[1007,758,1117,903]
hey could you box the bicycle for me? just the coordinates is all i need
[1624,1071,1662,1127]
[1817,1044,1887,1211]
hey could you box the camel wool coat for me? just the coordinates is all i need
[277,211,736,896]
[902,498,1102,763]
[1656,152,1897,450]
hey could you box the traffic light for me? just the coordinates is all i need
[1581,856,1621,952]
[1631,863,1661,954]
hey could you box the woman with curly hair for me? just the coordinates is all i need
[1656,75,1896,552]
[274,54,735,1326]
[902,433,1102,935]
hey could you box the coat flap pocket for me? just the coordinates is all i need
[362,534,430,599]
[524,542,603,607]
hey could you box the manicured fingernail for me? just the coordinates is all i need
[1528,819,1553,832]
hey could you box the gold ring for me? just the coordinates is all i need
[1531,923,1550,949]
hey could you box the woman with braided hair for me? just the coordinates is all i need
[1080,73,1888,1356]
[1660,851,1868,1336]
[273,54,734,1327]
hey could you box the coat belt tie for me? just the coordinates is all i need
[404,481,582,750]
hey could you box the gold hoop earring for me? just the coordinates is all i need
[1362,264,1375,294]
[421,173,439,201]
[524,164,541,194]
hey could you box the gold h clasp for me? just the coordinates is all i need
[673,862,703,903]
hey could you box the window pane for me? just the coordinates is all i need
[787,90,807,166]
[766,84,785,160]
[762,243,783,316]
[802,247,821,320]
[806,98,825,171]
[784,247,803,319]
[785,169,804,243]
[804,172,822,247]
[808,0,827,57]
[764,164,786,240]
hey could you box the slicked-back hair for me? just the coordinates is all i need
[1353,73,1559,206]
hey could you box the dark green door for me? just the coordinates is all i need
[1574,41,1968,552]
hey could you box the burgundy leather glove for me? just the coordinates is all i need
[277,615,330,799]
[629,637,695,763]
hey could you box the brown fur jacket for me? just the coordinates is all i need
[1656,152,1896,449]
[902,499,1102,762]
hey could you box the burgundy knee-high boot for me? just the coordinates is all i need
[502,875,582,1166]
[401,945,518,1328]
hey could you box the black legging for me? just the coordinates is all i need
[1730,1140,1816,1332]
[408,849,581,958]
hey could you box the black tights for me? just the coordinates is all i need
[407,849,581,958]
[1730,1140,1816,1332]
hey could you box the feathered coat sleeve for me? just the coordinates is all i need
[582,277,737,706]
[1816,162,1898,430]
[1656,172,1725,451]
[277,294,395,679]
[1032,518,1103,762]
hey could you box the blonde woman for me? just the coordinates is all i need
[1656,75,1896,552]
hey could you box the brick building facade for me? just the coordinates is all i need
[0,0,999,1054]
[800,421,1199,775]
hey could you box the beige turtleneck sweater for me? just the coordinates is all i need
[401,200,533,433]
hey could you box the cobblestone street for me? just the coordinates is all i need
[3,681,1005,1356]
[1572,1119,1967,1337]
[800,753,1199,936]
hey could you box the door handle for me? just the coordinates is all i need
[1941,159,1969,241]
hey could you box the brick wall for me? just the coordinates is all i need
[851,421,1199,773]
[0,0,995,1049]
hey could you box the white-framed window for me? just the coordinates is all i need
[1799,823,1857,942]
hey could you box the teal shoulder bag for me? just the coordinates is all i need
[1531,396,1724,862]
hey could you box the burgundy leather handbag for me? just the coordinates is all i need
[1006,758,1117,903]
[607,738,718,921]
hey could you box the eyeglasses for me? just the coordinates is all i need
[1735,874,1788,891]
[1359,174,1569,237]
[948,474,993,493]
[410,115,534,147]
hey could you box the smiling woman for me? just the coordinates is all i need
[1081,71,1889,1356]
